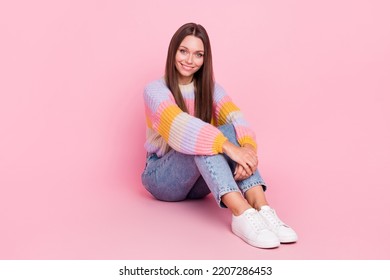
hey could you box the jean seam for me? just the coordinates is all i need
[241,181,267,193]
[200,155,239,208]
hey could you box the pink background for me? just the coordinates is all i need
[1,0,389,259]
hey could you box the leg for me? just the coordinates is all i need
[141,150,204,202]
[217,124,267,186]
[194,124,267,213]
[244,186,269,210]
[194,151,279,248]
[193,125,280,248]
[216,124,290,247]
[194,152,243,208]
[186,176,211,200]
[220,192,252,216]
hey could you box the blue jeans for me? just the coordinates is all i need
[141,124,267,208]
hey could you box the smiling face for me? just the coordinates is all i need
[175,35,204,85]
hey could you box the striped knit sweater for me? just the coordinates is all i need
[143,78,257,157]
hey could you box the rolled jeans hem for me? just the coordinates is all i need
[217,190,242,208]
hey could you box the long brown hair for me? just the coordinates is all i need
[165,23,214,123]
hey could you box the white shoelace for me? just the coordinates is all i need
[261,208,285,228]
[245,211,268,232]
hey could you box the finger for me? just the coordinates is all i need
[243,153,257,170]
[246,156,258,173]
[234,164,243,180]
[234,165,247,180]
[243,160,254,175]
[238,165,252,180]
[247,150,258,160]
[237,164,251,180]
[234,165,244,180]
[249,161,257,173]
[254,155,258,166]
[236,172,249,181]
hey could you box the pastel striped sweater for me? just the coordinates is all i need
[143,78,257,157]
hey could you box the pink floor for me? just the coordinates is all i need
[2,137,389,260]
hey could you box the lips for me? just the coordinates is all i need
[180,63,194,71]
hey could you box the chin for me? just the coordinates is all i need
[179,72,193,78]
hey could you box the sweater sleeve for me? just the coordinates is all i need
[213,83,257,149]
[144,80,227,155]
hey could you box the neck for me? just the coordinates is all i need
[178,76,193,85]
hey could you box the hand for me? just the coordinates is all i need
[234,164,253,181]
[222,141,258,177]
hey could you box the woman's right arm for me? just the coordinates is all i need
[144,80,227,155]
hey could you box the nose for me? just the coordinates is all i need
[186,54,193,64]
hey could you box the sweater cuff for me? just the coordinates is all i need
[238,136,258,151]
[212,133,228,154]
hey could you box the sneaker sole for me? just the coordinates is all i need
[232,228,280,249]
[279,236,298,243]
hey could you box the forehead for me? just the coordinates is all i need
[179,35,204,51]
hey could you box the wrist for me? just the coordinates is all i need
[243,143,256,151]
[222,140,235,155]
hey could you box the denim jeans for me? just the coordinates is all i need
[141,124,267,208]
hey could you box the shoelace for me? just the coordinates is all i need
[261,209,284,228]
[245,211,267,232]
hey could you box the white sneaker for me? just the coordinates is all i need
[232,208,280,249]
[258,205,298,243]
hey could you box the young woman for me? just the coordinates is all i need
[141,23,297,249]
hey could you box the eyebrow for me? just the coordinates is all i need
[179,46,204,53]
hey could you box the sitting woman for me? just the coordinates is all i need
[141,22,298,249]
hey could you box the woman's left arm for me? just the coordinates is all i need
[213,84,260,180]
[213,84,258,151]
